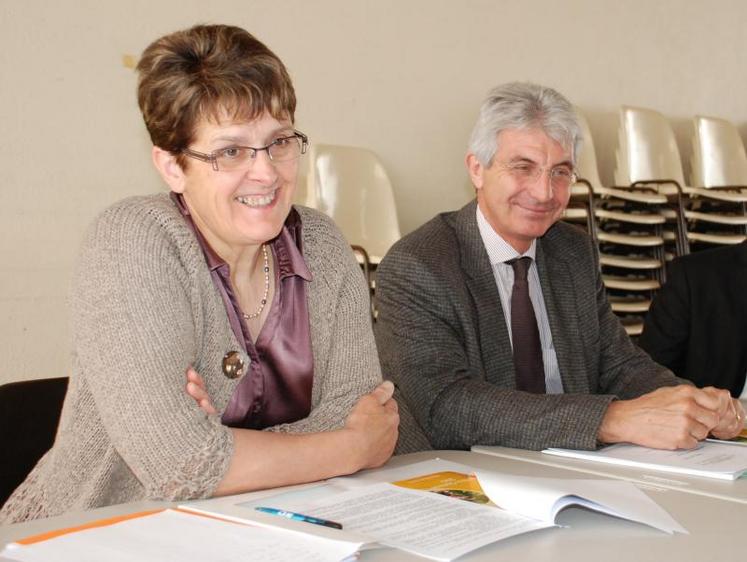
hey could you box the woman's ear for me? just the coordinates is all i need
[152,146,186,193]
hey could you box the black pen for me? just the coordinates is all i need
[255,506,343,529]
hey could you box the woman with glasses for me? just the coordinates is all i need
[1,24,398,523]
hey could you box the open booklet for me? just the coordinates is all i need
[181,459,686,562]
[544,440,747,480]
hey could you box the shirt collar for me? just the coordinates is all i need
[171,192,312,281]
[274,209,312,281]
[476,204,537,265]
[172,192,225,271]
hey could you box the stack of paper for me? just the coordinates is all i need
[1,509,364,562]
[544,441,747,480]
[707,427,747,446]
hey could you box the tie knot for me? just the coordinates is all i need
[508,256,532,281]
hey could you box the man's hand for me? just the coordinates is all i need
[343,380,399,470]
[700,386,745,440]
[597,385,727,449]
[186,367,217,415]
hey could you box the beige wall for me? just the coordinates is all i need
[2,0,746,384]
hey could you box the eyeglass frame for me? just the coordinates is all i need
[181,130,309,172]
[494,160,578,188]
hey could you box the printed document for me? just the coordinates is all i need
[1,509,363,562]
[544,441,747,480]
[277,481,551,561]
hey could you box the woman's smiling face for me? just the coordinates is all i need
[172,111,299,259]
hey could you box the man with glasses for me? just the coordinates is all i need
[377,82,744,454]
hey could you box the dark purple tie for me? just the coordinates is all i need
[508,257,546,393]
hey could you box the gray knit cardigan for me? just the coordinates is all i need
[1,193,381,523]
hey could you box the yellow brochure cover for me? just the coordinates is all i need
[730,428,747,443]
[392,471,493,505]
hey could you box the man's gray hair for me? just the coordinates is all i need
[468,82,583,166]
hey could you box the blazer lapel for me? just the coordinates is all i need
[536,232,589,393]
[452,201,516,387]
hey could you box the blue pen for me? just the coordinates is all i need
[255,506,343,529]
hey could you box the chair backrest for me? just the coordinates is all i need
[574,109,604,189]
[0,377,68,508]
[614,132,629,186]
[690,115,747,187]
[615,105,686,186]
[305,143,401,263]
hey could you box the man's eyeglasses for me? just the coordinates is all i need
[182,131,309,172]
[497,161,577,189]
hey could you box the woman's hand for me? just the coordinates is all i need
[343,380,399,470]
[186,369,398,482]
[188,376,399,496]
[185,367,217,415]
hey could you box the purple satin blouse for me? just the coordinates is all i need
[172,193,314,429]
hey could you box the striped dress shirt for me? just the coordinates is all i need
[476,206,563,394]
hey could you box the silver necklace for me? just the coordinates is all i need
[241,244,270,320]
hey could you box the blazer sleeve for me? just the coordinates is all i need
[72,207,233,501]
[376,242,616,451]
[578,234,686,400]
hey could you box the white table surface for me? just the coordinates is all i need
[2,450,744,561]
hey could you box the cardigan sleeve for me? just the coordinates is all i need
[72,203,233,501]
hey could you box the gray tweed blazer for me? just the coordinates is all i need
[376,200,684,452]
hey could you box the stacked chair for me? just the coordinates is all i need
[615,106,747,254]
[560,186,596,244]
[560,116,596,243]
[574,111,671,336]
[687,115,747,248]
[614,106,690,257]
[304,143,402,319]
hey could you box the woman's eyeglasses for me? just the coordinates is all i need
[182,131,309,172]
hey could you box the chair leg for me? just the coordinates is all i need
[672,191,690,256]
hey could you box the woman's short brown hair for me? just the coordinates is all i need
[136,24,296,165]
